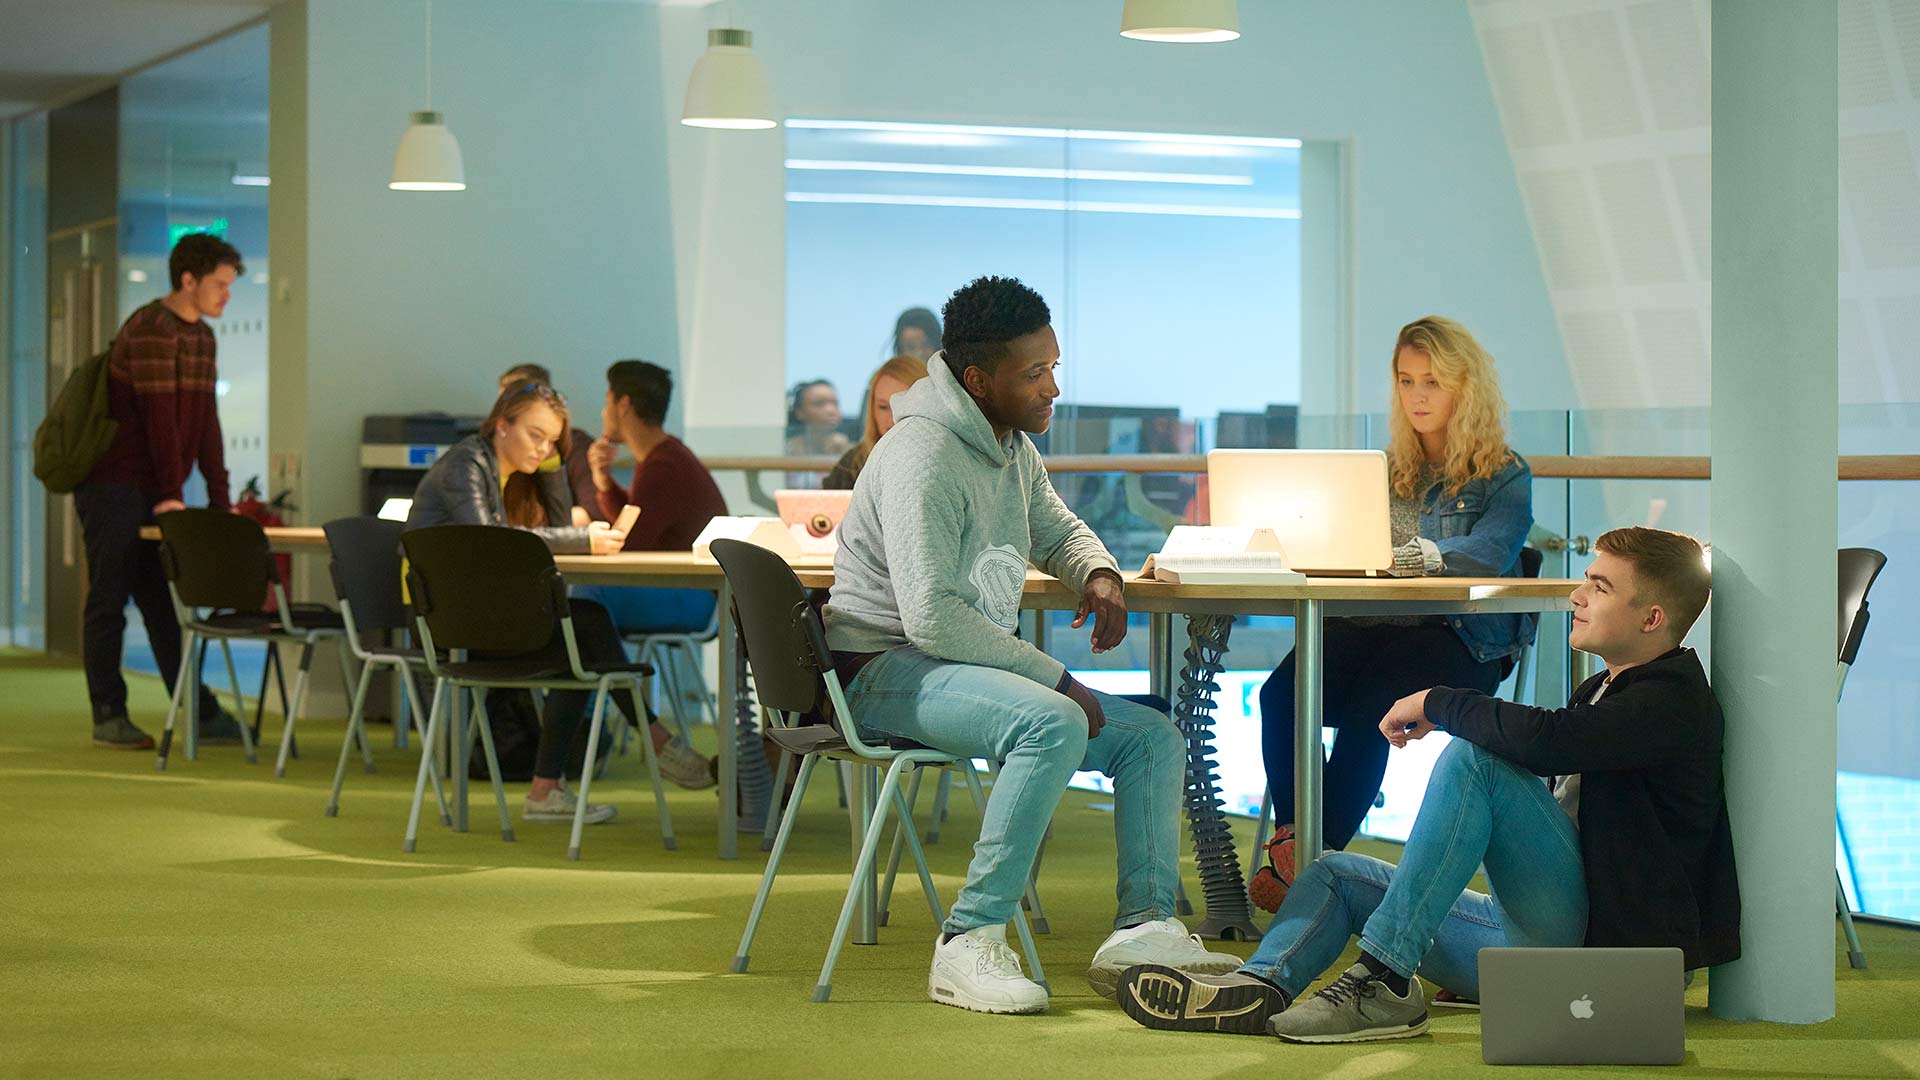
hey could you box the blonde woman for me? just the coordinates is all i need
[1249,316,1537,912]
[824,354,930,489]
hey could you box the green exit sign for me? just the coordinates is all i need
[168,218,230,246]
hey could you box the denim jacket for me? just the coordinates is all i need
[1418,451,1537,663]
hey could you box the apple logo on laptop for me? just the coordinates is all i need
[1569,995,1596,1020]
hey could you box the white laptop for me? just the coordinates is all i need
[774,489,854,556]
[1479,947,1686,1066]
[1205,449,1393,575]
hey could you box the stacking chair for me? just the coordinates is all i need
[623,604,720,746]
[155,509,347,774]
[320,516,450,824]
[711,538,1047,1003]
[1835,547,1887,970]
[399,525,671,860]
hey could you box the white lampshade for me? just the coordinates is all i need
[389,111,466,191]
[1120,0,1240,42]
[682,28,777,130]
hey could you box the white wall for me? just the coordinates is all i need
[271,0,683,530]
[655,0,1574,429]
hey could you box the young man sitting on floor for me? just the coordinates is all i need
[1116,526,1740,1043]
[825,275,1240,1015]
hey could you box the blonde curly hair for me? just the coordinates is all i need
[1386,316,1513,499]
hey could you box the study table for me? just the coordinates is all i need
[142,524,1578,940]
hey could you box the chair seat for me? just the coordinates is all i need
[188,606,345,637]
[439,657,653,683]
[766,723,938,757]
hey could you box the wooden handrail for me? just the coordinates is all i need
[698,453,1920,481]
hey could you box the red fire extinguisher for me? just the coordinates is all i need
[234,476,296,612]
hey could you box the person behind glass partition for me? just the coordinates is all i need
[785,378,851,488]
[892,306,942,363]
[824,354,929,490]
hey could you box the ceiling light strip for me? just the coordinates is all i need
[784,159,1253,186]
[786,191,1299,220]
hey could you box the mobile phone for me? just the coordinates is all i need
[613,504,640,535]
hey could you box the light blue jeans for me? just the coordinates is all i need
[844,646,1185,934]
[1241,737,1587,1001]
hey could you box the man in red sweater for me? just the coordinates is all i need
[77,233,244,749]
[578,359,728,787]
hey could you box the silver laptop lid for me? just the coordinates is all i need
[1205,449,1393,574]
[1479,947,1686,1066]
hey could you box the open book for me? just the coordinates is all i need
[1139,526,1307,584]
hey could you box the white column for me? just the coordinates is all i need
[1708,0,1838,1024]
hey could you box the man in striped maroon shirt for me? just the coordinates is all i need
[74,234,244,750]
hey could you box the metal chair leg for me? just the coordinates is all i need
[878,768,925,927]
[814,757,910,1003]
[632,677,677,851]
[762,749,793,852]
[926,767,953,844]
[217,639,257,763]
[157,629,196,770]
[1838,871,1867,969]
[334,647,374,773]
[400,669,451,826]
[326,660,376,816]
[568,686,614,861]
[889,767,944,926]
[732,753,822,974]
[1247,789,1273,905]
[273,640,315,778]
[402,679,447,853]
[469,691,515,843]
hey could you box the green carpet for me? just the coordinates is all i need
[2,650,1915,1079]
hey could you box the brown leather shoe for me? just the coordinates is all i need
[1247,824,1297,913]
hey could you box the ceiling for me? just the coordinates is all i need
[0,0,706,121]
[0,0,274,120]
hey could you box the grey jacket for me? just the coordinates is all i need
[824,354,1117,687]
[404,434,591,552]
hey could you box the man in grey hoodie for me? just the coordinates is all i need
[825,276,1239,1015]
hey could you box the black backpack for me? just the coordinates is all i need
[33,345,119,493]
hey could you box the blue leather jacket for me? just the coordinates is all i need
[1420,452,1538,664]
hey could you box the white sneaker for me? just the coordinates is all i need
[522,781,616,825]
[652,734,716,790]
[1088,916,1243,999]
[928,924,1049,1015]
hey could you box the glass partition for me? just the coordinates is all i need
[6,112,50,647]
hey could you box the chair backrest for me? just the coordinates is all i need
[1518,545,1544,579]
[1838,547,1887,666]
[401,525,564,655]
[323,516,409,634]
[709,538,828,719]
[156,508,273,611]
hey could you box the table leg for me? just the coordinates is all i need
[1149,612,1172,702]
[851,764,878,945]
[1172,613,1261,941]
[1292,598,1323,877]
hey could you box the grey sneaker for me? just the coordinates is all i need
[653,735,716,790]
[1117,964,1292,1035]
[1266,963,1429,1044]
[92,715,156,750]
[523,781,616,825]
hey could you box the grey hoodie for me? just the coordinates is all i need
[824,352,1118,687]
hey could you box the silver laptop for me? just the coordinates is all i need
[1205,449,1393,574]
[1479,947,1686,1066]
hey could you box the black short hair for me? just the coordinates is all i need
[607,360,671,425]
[939,276,1050,379]
[169,232,244,291]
